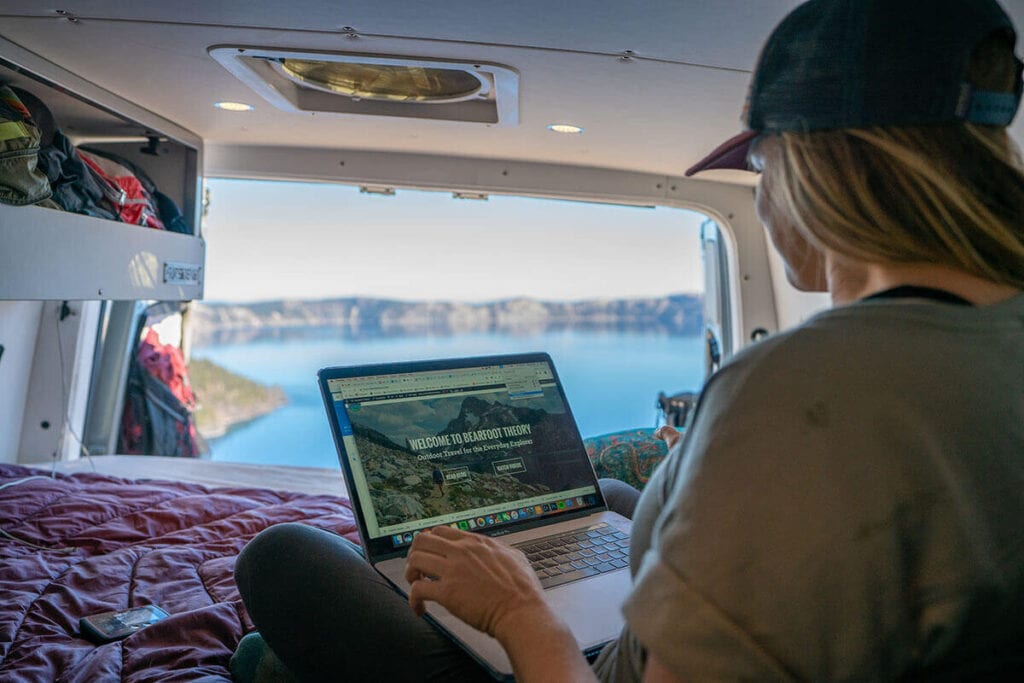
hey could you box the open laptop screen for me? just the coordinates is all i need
[319,353,602,556]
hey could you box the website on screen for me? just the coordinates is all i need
[327,362,598,543]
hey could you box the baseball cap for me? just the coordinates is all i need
[686,0,1024,176]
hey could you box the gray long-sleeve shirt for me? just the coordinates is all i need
[610,293,1024,681]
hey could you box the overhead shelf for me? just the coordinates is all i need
[0,33,204,302]
[0,204,205,301]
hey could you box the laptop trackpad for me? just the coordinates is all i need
[547,569,631,649]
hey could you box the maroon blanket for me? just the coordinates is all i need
[0,464,358,681]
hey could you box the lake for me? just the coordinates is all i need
[194,330,706,468]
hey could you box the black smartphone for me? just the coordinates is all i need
[80,605,169,643]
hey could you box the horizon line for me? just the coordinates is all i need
[198,292,704,307]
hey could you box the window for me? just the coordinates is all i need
[189,179,707,467]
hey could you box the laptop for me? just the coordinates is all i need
[317,352,633,679]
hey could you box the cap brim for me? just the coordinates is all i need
[684,130,759,177]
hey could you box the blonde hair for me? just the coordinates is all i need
[762,35,1024,288]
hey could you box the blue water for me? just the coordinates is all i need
[194,331,705,468]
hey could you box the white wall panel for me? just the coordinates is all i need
[0,301,43,462]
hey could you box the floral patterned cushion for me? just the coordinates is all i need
[584,428,670,490]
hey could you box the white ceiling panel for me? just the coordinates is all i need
[3,0,1024,181]
[0,12,754,176]
[0,1,801,69]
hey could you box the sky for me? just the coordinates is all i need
[202,178,708,303]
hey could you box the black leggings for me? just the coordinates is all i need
[234,478,641,682]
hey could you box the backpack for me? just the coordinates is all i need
[0,84,56,207]
[79,149,165,228]
[120,329,199,458]
[81,146,190,233]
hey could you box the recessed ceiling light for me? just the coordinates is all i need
[547,123,583,134]
[214,101,254,111]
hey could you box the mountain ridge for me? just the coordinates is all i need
[191,294,703,344]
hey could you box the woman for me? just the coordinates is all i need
[235,0,1024,679]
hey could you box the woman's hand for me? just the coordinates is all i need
[405,525,547,641]
[407,526,598,682]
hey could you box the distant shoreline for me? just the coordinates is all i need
[187,295,704,439]
[188,358,287,440]
[190,294,703,347]
[202,408,279,442]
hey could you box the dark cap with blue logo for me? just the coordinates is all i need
[686,0,1024,176]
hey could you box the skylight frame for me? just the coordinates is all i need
[209,46,520,126]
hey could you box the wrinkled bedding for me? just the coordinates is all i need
[0,464,358,681]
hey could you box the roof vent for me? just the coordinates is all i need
[209,47,519,125]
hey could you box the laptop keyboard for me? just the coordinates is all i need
[515,523,630,589]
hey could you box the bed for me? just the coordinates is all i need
[0,432,667,681]
[0,457,358,681]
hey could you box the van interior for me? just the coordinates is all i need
[2,1,1022,679]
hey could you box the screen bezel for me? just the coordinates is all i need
[317,352,608,561]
